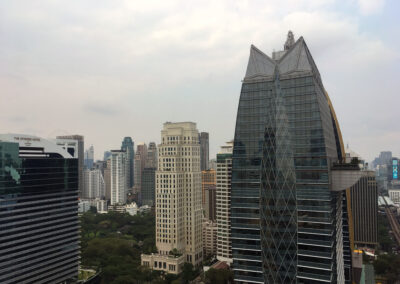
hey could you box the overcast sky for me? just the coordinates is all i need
[1,0,399,161]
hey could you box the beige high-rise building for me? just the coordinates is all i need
[141,122,203,274]
[110,150,127,205]
[216,141,233,265]
[202,219,217,258]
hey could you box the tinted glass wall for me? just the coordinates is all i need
[0,142,79,283]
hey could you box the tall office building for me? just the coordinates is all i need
[56,135,84,197]
[104,159,111,201]
[134,152,143,188]
[200,132,209,171]
[134,143,148,189]
[142,167,156,207]
[121,137,134,188]
[0,134,79,283]
[202,169,216,221]
[345,149,378,247]
[147,142,158,169]
[216,141,233,264]
[84,168,105,199]
[231,32,359,283]
[110,150,127,205]
[141,122,203,273]
[84,145,94,169]
[350,171,378,247]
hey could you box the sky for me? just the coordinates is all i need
[1,0,399,161]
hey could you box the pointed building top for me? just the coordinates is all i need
[284,31,295,51]
[244,45,276,79]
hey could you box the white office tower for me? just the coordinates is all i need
[216,141,233,264]
[141,122,203,274]
[110,150,127,205]
[84,169,105,199]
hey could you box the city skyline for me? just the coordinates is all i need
[1,0,400,162]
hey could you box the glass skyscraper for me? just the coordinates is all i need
[121,137,134,188]
[0,134,79,283]
[231,32,350,283]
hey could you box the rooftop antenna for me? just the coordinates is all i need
[284,30,295,50]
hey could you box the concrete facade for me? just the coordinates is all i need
[216,142,233,264]
[141,122,203,272]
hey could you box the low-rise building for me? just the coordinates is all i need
[126,202,139,216]
[108,204,126,213]
[141,253,185,275]
[79,200,91,213]
[389,189,400,203]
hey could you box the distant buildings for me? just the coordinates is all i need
[84,145,94,169]
[200,132,209,171]
[202,169,216,221]
[121,137,134,188]
[389,188,400,203]
[104,159,111,200]
[134,143,148,191]
[103,151,112,161]
[84,169,105,199]
[141,122,203,274]
[125,202,139,216]
[110,150,127,205]
[216,141,233,264]
[202,220,217,258]
[147,142,158,168]
[142,167,156,207]
[0,134,79,283]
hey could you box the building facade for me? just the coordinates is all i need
[203,219,218,258]
[202,169,216,221]
[147,142,158,169]
[142,167,156,207]
[110,150,127,205]
[231,32,350,283]
[121,137,134,188]
[104,159,111,201]
[200,132,209,171]
[56,135,84,198]
[141,122,203,273]
[216,141,233,264]
[0,134,79,283]
[83,168,105,199]
[350,171,378,247]
[84,145,94,169]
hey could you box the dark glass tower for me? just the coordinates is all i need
[0,134,79,283]
[231,32,348,283]
[200,132,209,171]
[121,137,134,188]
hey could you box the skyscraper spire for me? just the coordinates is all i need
[284,30,295,50]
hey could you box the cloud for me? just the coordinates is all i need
[0,0,398,161]
[357,0,385,15]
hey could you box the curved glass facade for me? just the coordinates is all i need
[232,38,345,284]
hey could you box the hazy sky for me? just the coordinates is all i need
[1,0,399,161]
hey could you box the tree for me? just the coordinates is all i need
[182,263,196,283]
[205,268,233,284]
[89,206,97,214]
[374,254,400,283]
